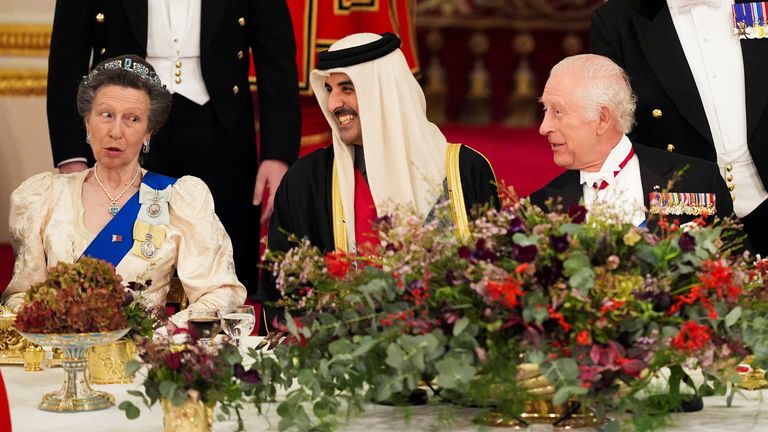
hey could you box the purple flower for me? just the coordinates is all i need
[458,246,472,259]
[536,258,563,287]
[444,269,456,286]
[122,290,134,307]
[678,233,695,252]
[568,204,587,224]
[513,244,537,263]
[234,363,261,385]
[507,215,524,235]
[373,215,392,226]
[549,234,569,253]
[474,239,498,262]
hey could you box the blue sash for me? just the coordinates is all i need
[81,171,177,266]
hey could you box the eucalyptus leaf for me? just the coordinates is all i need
[126,390,149,407]
[385,344,405,370]
[158,380,178,400]
[725,306,742,328]
[453,316,470,336]
[512,232,539,246]
[125,359,142,375]
[559,223,583,235]
[118,401,140,419]
[569,267,595,294]
[435,357,476,389]
[351,337,378,357]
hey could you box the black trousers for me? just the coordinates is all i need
[145,94,261,295]
[742,198,768,257]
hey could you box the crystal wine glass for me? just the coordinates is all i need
[187,308,221,343]
[220,305,256,348]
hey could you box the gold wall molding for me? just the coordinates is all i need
[0,23,51,56]
[0,69,47,96]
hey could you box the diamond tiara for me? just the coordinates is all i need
[83,57,166,89]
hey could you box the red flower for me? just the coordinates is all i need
[577,330,591,346]
[325,252,352,279]
[673,321,711,352]
[547,306,571,332]
[486,277,524,308]
[166,352,182,370]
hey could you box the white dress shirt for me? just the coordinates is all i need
[580,135,646,226]
[147,0,210,105]
[668,0,768,217]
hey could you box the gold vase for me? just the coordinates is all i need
[474,363,602,429]
[161,394,213,432]
[0,307,30,365]
[87,339,137,384]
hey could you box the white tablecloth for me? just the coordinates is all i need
[3,337,768,431]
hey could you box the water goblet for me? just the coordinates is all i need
[220,305,256,349]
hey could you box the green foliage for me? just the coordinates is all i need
[250,200,768,431]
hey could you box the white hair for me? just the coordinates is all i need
[550,54,637,134]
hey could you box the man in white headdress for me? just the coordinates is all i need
[257,32,498,303]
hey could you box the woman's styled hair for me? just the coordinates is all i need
[76,54,172,134]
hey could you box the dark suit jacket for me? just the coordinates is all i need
[590,0,768,188]
[46,0,300,166]
[530,144,734,220]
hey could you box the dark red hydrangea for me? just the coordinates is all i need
[15,257,128,333]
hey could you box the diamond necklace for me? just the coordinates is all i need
[93,163,141,216]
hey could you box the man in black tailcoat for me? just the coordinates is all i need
[590,0,766,254]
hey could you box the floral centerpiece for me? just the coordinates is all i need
[15,257,128,333]
[14,257,133,412]
[248,188,768,431]
[120,331,259,432]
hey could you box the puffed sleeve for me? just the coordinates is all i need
[2,173,55,310]
[168,176,247,326]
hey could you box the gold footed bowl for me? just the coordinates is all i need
[18,328,130,412]
[161,393,213,432]
[474,363,603,429]
[87,339,137,384]
[737,356,768,391]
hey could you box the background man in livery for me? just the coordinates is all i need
[591,0,767,254]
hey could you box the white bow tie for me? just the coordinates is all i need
[677,0,721,13]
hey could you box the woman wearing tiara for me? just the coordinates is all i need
[2,55,246,328]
